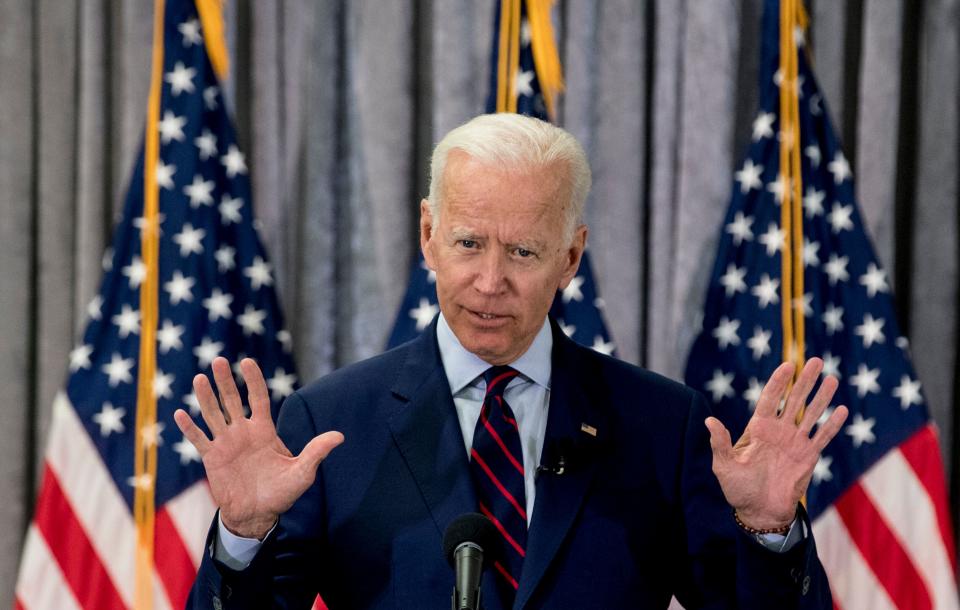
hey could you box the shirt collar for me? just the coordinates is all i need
[436,313,553,394]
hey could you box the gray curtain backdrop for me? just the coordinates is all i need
[0,0,957,603]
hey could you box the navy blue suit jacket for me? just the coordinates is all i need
[189,318,831,609]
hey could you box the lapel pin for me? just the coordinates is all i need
[580,422,597,437]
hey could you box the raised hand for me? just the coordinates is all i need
[704,357,848,530]
[173,357,343,539]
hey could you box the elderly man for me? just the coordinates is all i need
[176,114,847,609]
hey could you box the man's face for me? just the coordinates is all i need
[421,151,586,365]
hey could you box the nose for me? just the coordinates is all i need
[473,250,508,295]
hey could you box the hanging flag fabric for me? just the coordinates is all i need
[684,1,959,608]
[14,1,299,608]
[388,0,615,356]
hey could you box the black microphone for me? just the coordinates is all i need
[442,513,498,610]
[537,438,574,476]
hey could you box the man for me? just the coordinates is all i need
[175,113,848,609]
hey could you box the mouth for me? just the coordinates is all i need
[465,308,510,325]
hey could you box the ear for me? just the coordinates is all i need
[557,225,588,290]
[420,199,437,269]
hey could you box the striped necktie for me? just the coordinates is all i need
[470,365,527,603]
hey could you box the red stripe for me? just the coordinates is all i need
[14,596,26,610]
[33,465,126,610]
[493,560,519,590]
[155,507,198,609]
[478,502,526,557]
[495,396,518,429]
[480,413,524,475]
[899,424,959,573]
[834,481,932,610]
[485,371,518,396]
[471,449,527,520]
[312,595,329,610]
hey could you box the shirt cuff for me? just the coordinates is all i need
[754,515,807,553]
[213,512,276,570]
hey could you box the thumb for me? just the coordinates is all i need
[296,431,345,475]
[704,417,733,462]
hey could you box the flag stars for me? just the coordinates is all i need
[591,336,615,356]
[133,213,165,239]
[156,161,176,190]
[752,112,776,141]
[706,370,735,402]
[140,421,166,448]
[821,352,841,379]
[194,337,224,369]
[409,298,439,331]
[69,344,94,372]
[112,304,141,338]
[743,377,763,408]
[214,245,236,272]
[892,376,923,409]
[767,174,789,205]
[735,159,764,194]
[123,256,147,289]
[515,70,536,98]
[855,313,885,348]
[794,292,813,317]
[803,187,825,217]
[850,364,881,398]
[164,61,197,96]
[802,238,820,267]
[92,402,125,436]
[221,145,248,178]
[859,263,889,298]
[562,275,585,303]
[557,320,576,338]
[157,320,185,354]
[203,86,219,110]
[420,259,437,284]
[828,202,854,234]
[812,455,833,484]
[102,352,135,387]
[183,391,201,416]
[268,369,297,400]
[712,316,741,349]
[153,370,175,400]
[277,330,293,352]
[747,327,772,360]
[244,256,274,290]
[822,304,844,335]
[184,174,216,208]
[238,305,268,336]
[759,223,786,257]
[719,264,747,297]
[751,274,780,308]
[194,129,218,160]
[174,436,201,465]
[824,254,850,285]
[164,270,195,305]
[219,195,244,224]
[177,18,202,46]
[725,211,754,246]
[203,288,233,321]
[173,223,206,256]
[128,473,153,491]
[844,413,876,448]
[827,152,852,184]
[158,110,187,144]
[87,295,104,321]
[804,145,821,168]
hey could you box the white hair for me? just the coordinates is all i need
[427,114,592,242]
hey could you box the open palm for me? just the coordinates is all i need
[173,357,343,539]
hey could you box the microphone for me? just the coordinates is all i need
[442,513,498,610]
[537,438,574,476]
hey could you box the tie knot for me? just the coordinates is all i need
[483,366,518,397]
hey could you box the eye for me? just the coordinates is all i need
[517,248,532,257]
[459,239,477,249]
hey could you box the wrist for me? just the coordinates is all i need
[733,508,794,535]
[221,512,278,540]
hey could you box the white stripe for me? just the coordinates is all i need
[861,448,960,610]
[813,506,897,610]
[45,392,135,606]
[165,480,217,567]
[14,525,83,610]
[153,569,174,610]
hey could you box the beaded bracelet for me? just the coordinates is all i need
[733,510,792,536]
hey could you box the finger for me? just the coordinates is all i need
[241,358,272,422]
[295,431,345,476]
[212,357,245,424]
[704,417,733,463]
[782,358,823,424]
[754,362,794,418]
[173,408,212,456]
[798,374,839,436]
[194,372,226,436]
[811,405,849,451]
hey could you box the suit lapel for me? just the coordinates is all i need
[515,324,607,610]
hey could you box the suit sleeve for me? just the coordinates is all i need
[186,391,329,610]
[673,391,832,609]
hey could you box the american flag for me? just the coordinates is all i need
[684,1,959,608]
[14,1,298,608]
[388,0,615,356]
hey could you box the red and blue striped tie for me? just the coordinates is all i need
[470,365,527,603]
